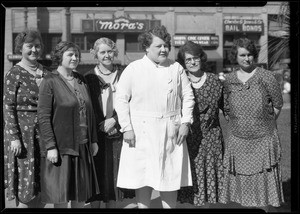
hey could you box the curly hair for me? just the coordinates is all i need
[90,37,118,59]
[138,25,171,51]
[228,38,258,64]
[177,41,207,70]
[51,41,81,67]
[14,29,44,55]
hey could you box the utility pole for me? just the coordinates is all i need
[24,7,28,30]
[65,7,71,41]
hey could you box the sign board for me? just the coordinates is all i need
[223,19,264,33]
[82,18,149,32]
[7,54,22,61]
[173,35,219,47]
[7,54,49,61]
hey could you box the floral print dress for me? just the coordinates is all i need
[219,67,284,207]
[178,72,225,206]
[3,65,46,203]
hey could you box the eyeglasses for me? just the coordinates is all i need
[185,57,201,64]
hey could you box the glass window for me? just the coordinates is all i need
[86,33,116,51]
[125,33,143,52]
[41,33,62,54]
[72,34,85,50]
[72,33,116,52]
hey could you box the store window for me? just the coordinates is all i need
[72,34,85,51]
[72,34,116,52]
[41,34,62,54]
[125,33,143,52]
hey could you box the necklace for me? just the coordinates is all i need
[97,65,113,76]
[189,75,202,84]
[66,77,75,81]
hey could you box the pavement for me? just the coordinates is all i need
[3,99,291,212]
[4,189,291,212]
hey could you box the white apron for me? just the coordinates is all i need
[115,56,194,191]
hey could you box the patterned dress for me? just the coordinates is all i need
[3,65,47,204]
[178,72,225,206]
[219,67,284,207]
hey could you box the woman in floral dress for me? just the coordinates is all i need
[220,38,284,211]
[176,41,225,207]
[3,29,48,208]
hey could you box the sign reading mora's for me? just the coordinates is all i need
[82,18,148,32]
[223,19,264,33]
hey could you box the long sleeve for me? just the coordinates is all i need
[37,78,56,150]
[115,64,133,133]
[3,71,21,141]
[179,69,195,124]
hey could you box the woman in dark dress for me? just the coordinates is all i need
[37,41,99,208]
[84,37,134,208]
[176,41,226,207]
[3,29,48,208]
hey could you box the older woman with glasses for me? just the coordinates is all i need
[176,41,226,208]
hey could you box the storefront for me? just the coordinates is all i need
[4,4,285,76]
[76,17,160,72]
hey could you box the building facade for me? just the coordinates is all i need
[4,3,288,75]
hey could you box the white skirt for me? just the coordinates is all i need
[116,115,192,191]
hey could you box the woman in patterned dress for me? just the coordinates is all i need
[3,29,48,208]
[37,41,99,208]
[84,38,134,208]
[220,38,284,211]
[176,41,226,207]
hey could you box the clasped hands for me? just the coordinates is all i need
[99,118,117,136]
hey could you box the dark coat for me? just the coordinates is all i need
[38,70,98,157]
[83,65,124,139]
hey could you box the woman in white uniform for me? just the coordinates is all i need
[115,25,195,208]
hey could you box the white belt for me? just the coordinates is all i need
[130,109,181,119]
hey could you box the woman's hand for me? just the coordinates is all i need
[99,118,116,133]
[91,143,98,156]
[176,123,190,146]
[108,128,118,136]
[47,148,58,164]
[11,140,22,156]
[123,130,136,148]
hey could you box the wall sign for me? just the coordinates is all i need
[223,19,264,33]
[82,18,149,32]
[173,35,219,47]
[7,54,49,61]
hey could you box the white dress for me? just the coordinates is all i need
[115,55,195,191]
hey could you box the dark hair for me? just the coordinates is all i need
[138,25,171,51]
[51,41,81,67]
[177,41,207,70]
[229,38,258,64]
[14,29,43,54]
